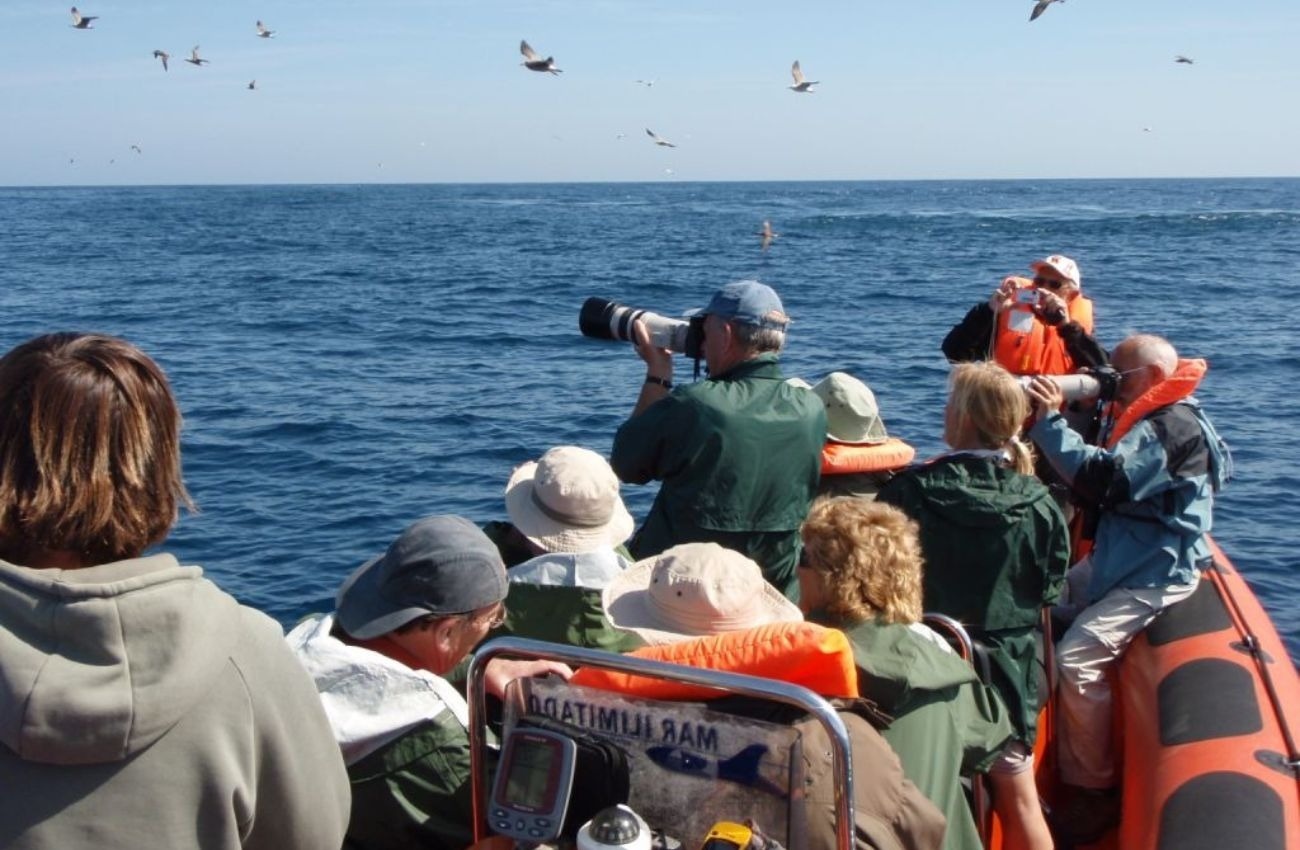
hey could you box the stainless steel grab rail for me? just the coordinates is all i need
[467,636,856,850]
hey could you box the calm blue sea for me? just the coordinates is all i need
[1,179,1297,658]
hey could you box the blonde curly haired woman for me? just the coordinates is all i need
[877,361,1070,850]
[800,497,1012,850]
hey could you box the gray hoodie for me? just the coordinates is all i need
[0,553,350,850]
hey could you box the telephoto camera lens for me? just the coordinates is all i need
[579,297,703,358]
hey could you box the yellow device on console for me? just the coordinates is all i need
[699,821,754,850]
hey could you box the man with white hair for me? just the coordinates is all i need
[611,280,826,599]
[1025,333,1230,843]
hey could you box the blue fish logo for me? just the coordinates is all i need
[645,743,784,797]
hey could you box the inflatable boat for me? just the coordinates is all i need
[1037,540,1300,849]
[463,539,1298,850]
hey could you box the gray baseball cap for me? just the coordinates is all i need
[335,515,508,640]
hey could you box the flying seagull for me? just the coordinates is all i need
[152,49,170,71]
[130,144,142,154]
[1175,55,1195,64]
[248,79,257,90]
[70,7,97,29]
[520,40,561,75]
[256,20,275,38]
[789,61,818,93]
[635,79,655,87]
[1029,0,1062,22]
[758,220,778,251]
[185,46,209,66]
[645,128,676,148]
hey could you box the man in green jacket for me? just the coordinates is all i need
[610,280,826,598]
[288,515,571,850]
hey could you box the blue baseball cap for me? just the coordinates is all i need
[335,515,508,639]
[692,280,789,329]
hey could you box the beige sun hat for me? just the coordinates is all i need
[1030,254,1082,289]
[602,542,803,646]
[812,372,889,445]
[505,446,635,554]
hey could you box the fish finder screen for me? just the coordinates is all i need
[504,737,557,811]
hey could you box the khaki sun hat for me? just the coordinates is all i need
[812,372,889,445]
[505,445,635,554]
[602,542,803,646]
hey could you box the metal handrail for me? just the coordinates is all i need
[467,636,856,850]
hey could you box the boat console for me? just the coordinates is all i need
[468,638,857,850]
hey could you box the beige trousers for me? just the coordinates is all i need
[1055,574,1199,788]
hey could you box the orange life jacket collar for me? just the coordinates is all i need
[821,438,916,475]
[1105,358,1206,448]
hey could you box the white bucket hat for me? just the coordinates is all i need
[602,542,802,646]
[812,372,889,445]
[505,445,635,554]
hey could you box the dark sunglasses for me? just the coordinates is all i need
[1033,276,1064,291]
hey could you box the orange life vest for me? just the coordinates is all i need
[569,620,859,701]
[992,277,1094,376]
[821,438,916,475]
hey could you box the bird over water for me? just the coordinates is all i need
[69,7,97,29]
[789,61,818,93]
[185,46,209,66]
[645,128,676,148]
[1029,0,1062,22]
[520,40,561,75]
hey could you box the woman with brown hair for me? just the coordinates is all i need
[799,497,1013,850]
[0,332,349,850]
[878,360,1070,850]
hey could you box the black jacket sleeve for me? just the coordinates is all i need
[941,302,995,363]
[1058,322,1110,370]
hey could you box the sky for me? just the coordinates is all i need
[2,0,1298,185]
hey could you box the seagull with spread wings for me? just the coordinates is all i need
[645,129,676,148]
[1029,0,1062,22]
[1175,55,1195,64]
[152,49,170,71]
[520,40,561,75]
[70,7,97,29]
[256,20,275,38]
[789,61,818,93]
[758,220,779,251]
[185,46,209,66]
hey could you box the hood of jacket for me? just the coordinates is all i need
[285,613,468,766]
[0,553,241,766]
[903,452,1048,530]
[833,616,979,712]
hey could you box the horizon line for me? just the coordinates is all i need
[4,174,1299,191]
